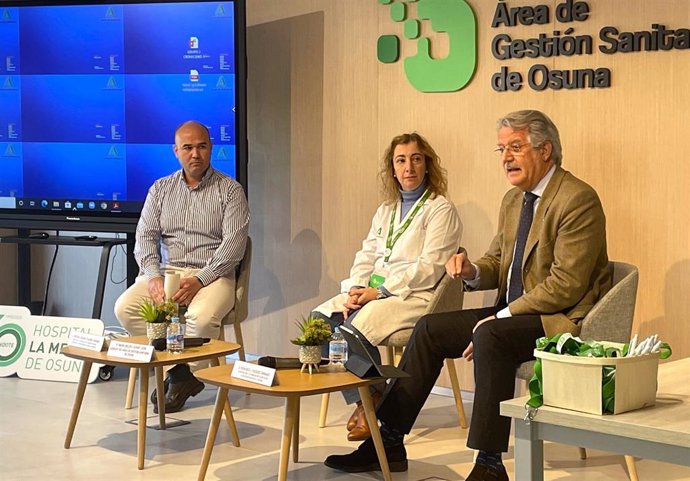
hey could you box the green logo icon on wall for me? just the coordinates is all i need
[0,323,27,367]
[377,0,477,93]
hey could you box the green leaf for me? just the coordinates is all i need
[290,316,332,346]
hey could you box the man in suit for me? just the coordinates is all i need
[324,110,611,481]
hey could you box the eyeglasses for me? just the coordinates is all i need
[494,142,532,156]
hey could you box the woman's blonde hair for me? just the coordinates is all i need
[378,133,448,204]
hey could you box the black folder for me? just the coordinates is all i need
[338,325,410,379]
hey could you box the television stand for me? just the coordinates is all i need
[0,231,136,319]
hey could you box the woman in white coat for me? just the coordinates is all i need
[312,132,461,441]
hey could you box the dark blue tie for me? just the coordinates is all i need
[508,192,538,303]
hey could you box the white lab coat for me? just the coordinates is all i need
[314,193,461,345]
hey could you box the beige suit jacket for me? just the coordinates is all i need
[472,167,612,337]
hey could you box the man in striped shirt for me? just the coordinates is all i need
[115,120,249,413]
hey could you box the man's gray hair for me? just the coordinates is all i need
[497,110,562,166]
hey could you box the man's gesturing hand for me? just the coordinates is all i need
[445,248,477,280]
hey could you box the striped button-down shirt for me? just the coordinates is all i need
[134,167,249,286]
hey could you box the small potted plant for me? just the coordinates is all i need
[290,316,332,374]
[139,298,178,344]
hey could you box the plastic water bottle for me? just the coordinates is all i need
[329,327,348,369]
[167,316,185,353]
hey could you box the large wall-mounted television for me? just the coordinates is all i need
[0,0,247,233]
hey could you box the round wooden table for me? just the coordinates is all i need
[61,336,240,470]
[195,364,393,481]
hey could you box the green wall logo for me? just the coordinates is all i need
[376,0,477,92]
[0,322,27,367]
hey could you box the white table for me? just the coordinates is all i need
[501,357,690,481]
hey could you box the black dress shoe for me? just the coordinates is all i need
[324,438,408,473]
[153,376,204,414]
[150,376,170,404]
[466,463,509,481]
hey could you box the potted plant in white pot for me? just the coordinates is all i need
[139,298,178,344]
[290,316,332,374]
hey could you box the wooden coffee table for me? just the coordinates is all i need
[195,364,393,481]
[61,336,240,470]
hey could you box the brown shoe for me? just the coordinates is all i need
[347,391,382,441]
[347,402,363,431]
[347,407,370,441]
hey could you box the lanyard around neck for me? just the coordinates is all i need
[385,189,431,262]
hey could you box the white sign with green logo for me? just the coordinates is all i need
[0,306,104,383]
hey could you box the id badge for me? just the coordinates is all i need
[368,274,386,288]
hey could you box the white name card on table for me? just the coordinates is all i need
[67,331,105,352]
[231,360,276,387]
[107,341,154,362]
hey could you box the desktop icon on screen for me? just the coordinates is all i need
[41,200,48,208]
[100,202,108,210]
[52,201,60,208]
[4,144,17,156]
[105,76,119,89]
[189,36,199,49]
[189,69,200,82]
[88,202,96,209]
[64,201,72,209]
[216,76,228,89]
[76,202,84,209]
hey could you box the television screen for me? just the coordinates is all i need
[0,0,247,232]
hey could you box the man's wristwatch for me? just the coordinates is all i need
[375,288,386,300]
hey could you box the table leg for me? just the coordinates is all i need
[292,397,300,463]
[359,386,391,481]
[198,387,229,481]
[513,419,544,481]
[625,455,639,481]
[125,367,137,409]
[222,391,240,447]
[155,367,166,429]
[64,360,92,449]
[209,357,240,446]
[319,393,330,428]
[137,366,150,470]
[445,358,468,428]
[278,396,299,481]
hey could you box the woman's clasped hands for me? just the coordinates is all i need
[342,286,380,318]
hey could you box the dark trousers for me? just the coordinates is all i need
[377,306,545,453]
